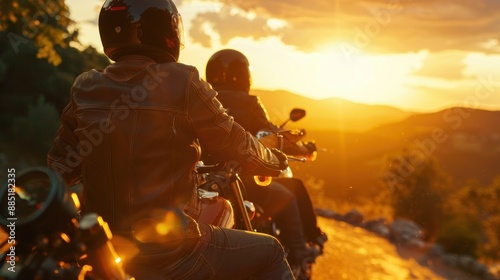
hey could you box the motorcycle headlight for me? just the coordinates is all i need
[0,167,80,248]
[254,175,272,187]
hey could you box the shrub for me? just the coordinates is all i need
[436,217,482,258]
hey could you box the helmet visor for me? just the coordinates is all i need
[172,13,185,50]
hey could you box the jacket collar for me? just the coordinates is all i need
[103,55,158,82]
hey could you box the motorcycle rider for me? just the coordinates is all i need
[205,49,328,253]
[47,1,295,279]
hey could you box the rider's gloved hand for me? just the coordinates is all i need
[300,141,317,161]
[281,129,304,143]
[303,141,317,154]
[270,148,288,170]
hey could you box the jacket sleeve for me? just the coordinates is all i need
[250,96,279,133]
[47,95,82,186]
[186,70,284,176]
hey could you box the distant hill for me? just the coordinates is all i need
[251,89,413,132]
[233,89,500,201]
[285,107,500,201]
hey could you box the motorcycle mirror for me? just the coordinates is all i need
[289,108,306,122]
[279,108,306,129]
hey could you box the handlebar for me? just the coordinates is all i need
[287,156,307,163]
[196,162,226,174]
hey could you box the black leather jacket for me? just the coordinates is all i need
[47,56,283,249]
[215,90,279,136]
[213,89,315,157]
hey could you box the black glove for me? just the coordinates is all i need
[303,141,317,154]
[270,148,288,170]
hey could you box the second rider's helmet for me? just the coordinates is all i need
[98,0,184,62]
[206,49,252,92]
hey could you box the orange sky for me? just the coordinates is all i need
[67,0,500,112]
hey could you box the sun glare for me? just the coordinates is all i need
[308,45,387,103]
[316,52,376,95]
[302,47,432,109]
[241,40,418,106]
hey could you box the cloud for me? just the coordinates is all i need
[413,51,468,80]
[189,10,276,48]
[187,0,500,54]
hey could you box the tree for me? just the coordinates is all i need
[0,0,110,167]
[12,95,59,162]
[382,149,451,240]
[0,0,75,66]
[444,177,500,261]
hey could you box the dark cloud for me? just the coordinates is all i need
[187,0,500,54]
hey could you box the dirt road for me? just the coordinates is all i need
[313,217,486,280]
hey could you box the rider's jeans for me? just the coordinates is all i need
[132,223,294,280]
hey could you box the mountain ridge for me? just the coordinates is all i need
[293,107,500,201]
[250,89,414,132]
[244,88,500,200]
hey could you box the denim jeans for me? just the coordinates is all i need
[128,223,294,280]
[245,180,307,250]
[274,177,323,243]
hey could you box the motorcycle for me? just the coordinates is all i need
[0,164,287,280]
[0,167,168,280]
[255,108,320,280]
[194,108,320,280]
[190,161,256,232]
[0,167,122,279]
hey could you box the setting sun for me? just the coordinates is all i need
[315,50,376,97]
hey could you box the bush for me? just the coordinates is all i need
[436,217,482,258]
[12,96,59,162]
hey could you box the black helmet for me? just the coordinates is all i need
[98,0,184,62]
[206,49,252,92]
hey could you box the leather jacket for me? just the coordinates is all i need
[214,89,315,156]
[215,90,279,136]
[47,56,283,251]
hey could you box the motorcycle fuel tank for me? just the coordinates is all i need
[197,194,235,229]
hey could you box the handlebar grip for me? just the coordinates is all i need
[196,162,226,174]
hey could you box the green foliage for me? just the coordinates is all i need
[59,46,110,76]
[444,177,500,261]
[0,60,7,82]
[382,149,451,241]
[0,0,75,66]
[11,95,59,162]
[0,0,110,168]
[382,148,500,262]
[10,96,59,164]
[436,217,482,257]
